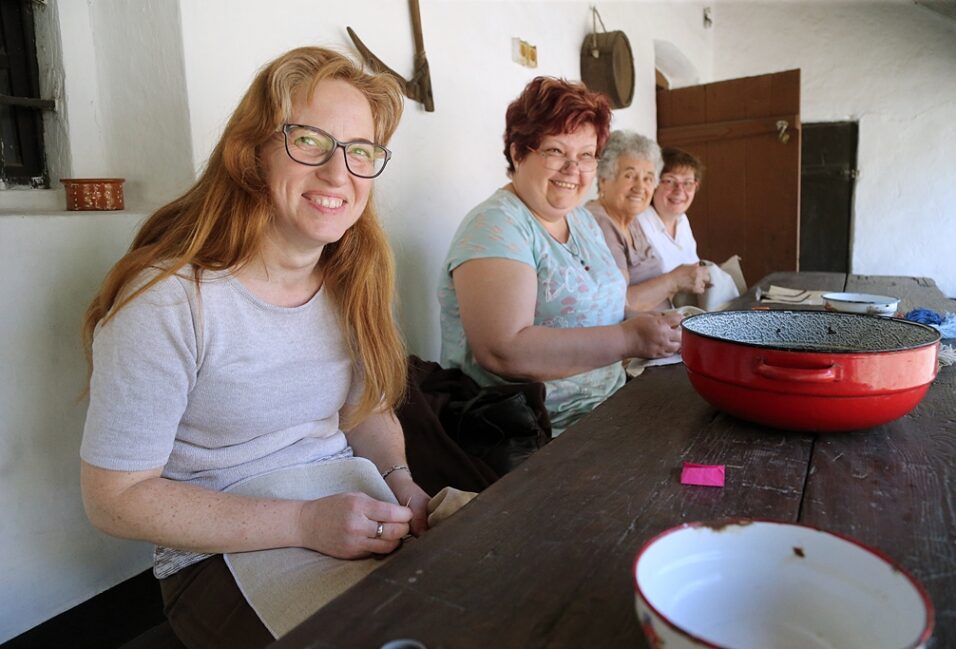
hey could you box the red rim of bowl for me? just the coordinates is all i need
[632,518,935,649]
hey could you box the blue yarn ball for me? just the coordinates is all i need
[904,308,943,325]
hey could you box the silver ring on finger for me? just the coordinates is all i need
[374,522,385,539]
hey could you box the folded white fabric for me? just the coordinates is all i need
[427,485,477,528]
[760,284,825,306]
[938,343,955,367]
[222,458,478,639]
[223,457,478,638]
[673,257,743,311]
[700,259,742,310]
[625,352,683,378]
[720,254,748,295]
[223,457,394,638]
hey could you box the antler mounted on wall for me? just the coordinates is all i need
[347,0,434,112]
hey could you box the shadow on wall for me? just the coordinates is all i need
[394,237,442,361]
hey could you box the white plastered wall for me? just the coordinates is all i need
[0,0,193,642]
[0,211,147,643]
[52,0,194,207]
[712,0,956,297]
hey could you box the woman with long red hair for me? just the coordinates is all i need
[80,47,428,647]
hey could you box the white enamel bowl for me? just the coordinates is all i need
[633,521,933,649]
[822,292,900,316]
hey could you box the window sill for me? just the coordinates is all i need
[0,188,151,218]
[0,187,64,212]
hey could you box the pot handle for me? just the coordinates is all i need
[754,359,839,383]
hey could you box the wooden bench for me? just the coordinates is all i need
[120,621,186,649]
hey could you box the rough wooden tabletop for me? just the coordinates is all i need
[271,273,956,649]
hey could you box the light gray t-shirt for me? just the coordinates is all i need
[81,267,360,576]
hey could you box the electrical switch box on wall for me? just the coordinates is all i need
[512,38,537,68]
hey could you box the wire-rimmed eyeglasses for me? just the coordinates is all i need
[658,176,699,192]
[529,147,599,173]
[280,123,391,179]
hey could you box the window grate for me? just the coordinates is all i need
[0,0,50,188]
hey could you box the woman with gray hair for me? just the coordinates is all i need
[585,130,709,311]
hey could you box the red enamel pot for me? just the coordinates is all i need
[680,311,941,432]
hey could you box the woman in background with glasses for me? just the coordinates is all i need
[587,132,710,311]
[639,146,707,273]
[438,77,682,435]
[79,47,428,648]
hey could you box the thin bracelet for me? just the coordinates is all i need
[381,464,411,480]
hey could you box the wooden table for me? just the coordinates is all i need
[271,273,956,649]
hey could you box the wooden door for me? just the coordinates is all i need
[656,69,801,285]
[800,122,858,273]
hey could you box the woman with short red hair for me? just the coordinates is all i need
[438,77,682,434]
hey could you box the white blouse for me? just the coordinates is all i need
[637,206,699,272]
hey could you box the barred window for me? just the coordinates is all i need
[0,0,52,188]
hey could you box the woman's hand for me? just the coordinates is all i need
[296,492,413,559]
[384,471,430,537]
[669,263,711,294]
[344,409,428,536]
[621,311,683,359]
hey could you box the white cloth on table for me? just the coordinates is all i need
[759,284,826,306]
[224,456,476,639]
[673,258,743,311]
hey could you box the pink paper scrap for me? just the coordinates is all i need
[680,463,725,488]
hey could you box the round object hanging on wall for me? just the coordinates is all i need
[580,30,635,109]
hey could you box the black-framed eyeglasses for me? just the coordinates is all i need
[280,123,391,179]
[528,147,600,172]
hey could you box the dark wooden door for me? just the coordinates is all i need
[800,122,857,273]
[656,70,802,285]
